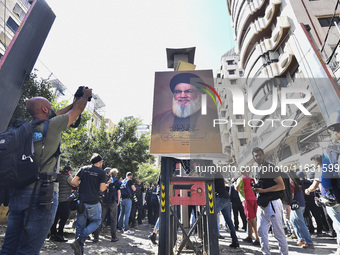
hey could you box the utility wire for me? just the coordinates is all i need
[320,0,340,52]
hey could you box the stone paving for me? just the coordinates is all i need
[0,218,338,254]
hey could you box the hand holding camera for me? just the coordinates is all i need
[74,86,93,101]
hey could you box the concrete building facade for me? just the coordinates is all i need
[219,0,340,173]
[0,0,30,59]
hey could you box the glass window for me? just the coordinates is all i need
[318,16,340,27]
[278,144,292,161]
[6,17,19,33]
[240,139,247,146]
[237,125,244,132]
[297,132,319,154]
[13,3,25,21]
[252,82,274,108]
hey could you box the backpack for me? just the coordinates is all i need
[321,144,340,203]
[280,172,293,206]
[120,178,133,198]
[103,179,119,204]
[0,119,46,189]
[145,188,152,204]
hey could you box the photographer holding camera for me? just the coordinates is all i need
[252,147,288,255]
[0,87,92,255]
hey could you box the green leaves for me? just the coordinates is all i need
[61,116,153,179]
[10,72,53,124]
[13,72,153,179]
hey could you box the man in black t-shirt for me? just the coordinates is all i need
[70,153,107,255]
[118,172,136,234]
[252,147,288,255]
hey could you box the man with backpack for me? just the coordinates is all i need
[118,172,136,234]
[305,110,340,254]
[93,168,121,242]
[252,147,288,255]
[71,153,107,255]
[0,89,92,255]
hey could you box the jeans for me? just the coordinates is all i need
[326,204,340,252]
[75,202,102,243]
[257,199,288,255]
[290,206,313,245]
[0,187,58,255]
[118,198,132,231]
[215,197,238,244]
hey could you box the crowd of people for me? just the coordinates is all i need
[212,145,340,255]
[0,93,161,255]
[0,92,339,255]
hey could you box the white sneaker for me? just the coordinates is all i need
[125,230,134,234]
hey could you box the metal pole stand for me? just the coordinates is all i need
[158,157,219,255]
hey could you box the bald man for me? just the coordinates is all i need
[0,88,92,255]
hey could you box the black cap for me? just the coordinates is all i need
[169,73,205,93]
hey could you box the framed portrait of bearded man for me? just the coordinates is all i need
[150,70,223,158]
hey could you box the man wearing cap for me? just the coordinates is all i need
[70,153,107,255]
[118,172,136,234]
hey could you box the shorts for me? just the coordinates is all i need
[242,199,257,220]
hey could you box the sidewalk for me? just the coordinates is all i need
[218,228,338,255]
[0,218,338,254]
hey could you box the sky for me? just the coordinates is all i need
[34,0,236,125]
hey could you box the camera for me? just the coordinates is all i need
[74,86,92,101]
[67,191,79,202]
[252,183,261,189]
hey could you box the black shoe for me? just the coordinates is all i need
[148,232,157,244]
[329,231,336,237]
[111,237,119,242]
[218,234,225,239]
[49,235,57,241]
[229,242,240,248]
[55,235,68,242]
[93,238,99,243]
[70,237,83,255]
[242,237,252,243]
[252,240,260,246]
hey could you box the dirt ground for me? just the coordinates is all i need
[1,216,338,255]
[0,219,158,255]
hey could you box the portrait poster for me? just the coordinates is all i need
[150,70,223,158]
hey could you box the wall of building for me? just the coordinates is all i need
[222,0,339,172]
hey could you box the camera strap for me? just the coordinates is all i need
[23,120,49,246]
